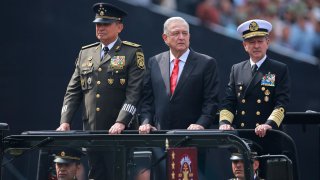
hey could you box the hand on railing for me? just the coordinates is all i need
[109,122,126,134]
[187,124,204,130]
[138,124,157,134]
[219,124,234,130]
[255,124,272,138]
[56,123,70,131]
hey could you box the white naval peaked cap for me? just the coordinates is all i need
[237,19,272,40]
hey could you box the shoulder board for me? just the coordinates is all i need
[81,42,100,50]
[122,41,141,48]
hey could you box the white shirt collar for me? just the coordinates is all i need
[101,38,118,51]
[250,55,267,69]
[169,49,190,63]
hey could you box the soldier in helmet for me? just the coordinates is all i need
[53,148,85,180]
[229,143,263,180]
[56,2,145,179]
[229,152,261,180]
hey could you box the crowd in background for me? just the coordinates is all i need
[149,0,320,59]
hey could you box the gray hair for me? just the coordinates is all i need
[163,17,189,35]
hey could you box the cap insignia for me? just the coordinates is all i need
[61,151,65,156]
[98,5,106,16]
[249,21,259,32]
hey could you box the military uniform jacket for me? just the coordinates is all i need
[140,50,220,130]
[60,38,145,130]
[220,58,290,129]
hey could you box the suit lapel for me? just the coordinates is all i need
[159,52,171,97]
[171,50,196,99]
[242,61,253,87]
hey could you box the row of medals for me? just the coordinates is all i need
[85,58,126,86]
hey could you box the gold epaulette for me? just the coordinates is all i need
[81,42,100,50]
[122,41,141,47]
[268,107,285,127]
[219,109,234,124]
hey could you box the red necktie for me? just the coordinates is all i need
[170,59,180,94]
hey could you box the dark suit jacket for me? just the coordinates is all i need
[140,50,219,130]
[220,58,290,129]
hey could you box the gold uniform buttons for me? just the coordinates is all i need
[96,94,100,98]
[261,87,266,91]
[237,93,241,97]
[97,81,101,85]
[265,89,270,95]
[241,111,245,115]
[241,123,245,127]
[256,111,261,115]
[239,86,243,90]
[96,107,100,112]
[241,99,246,103]
[256,123,260,127]
[98,68,102,72]
[257,99,261,103]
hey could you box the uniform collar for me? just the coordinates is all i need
[101,38,118,51]
[250,55,267,69]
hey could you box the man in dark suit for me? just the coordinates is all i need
[56,3,145,179]
[139,16,219,133]
[138,16,219,180]
[219,19,290,138]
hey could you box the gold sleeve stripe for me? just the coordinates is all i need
[219,109,234,124]
[268,107,285,127]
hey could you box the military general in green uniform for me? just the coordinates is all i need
[56,2,145,179]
